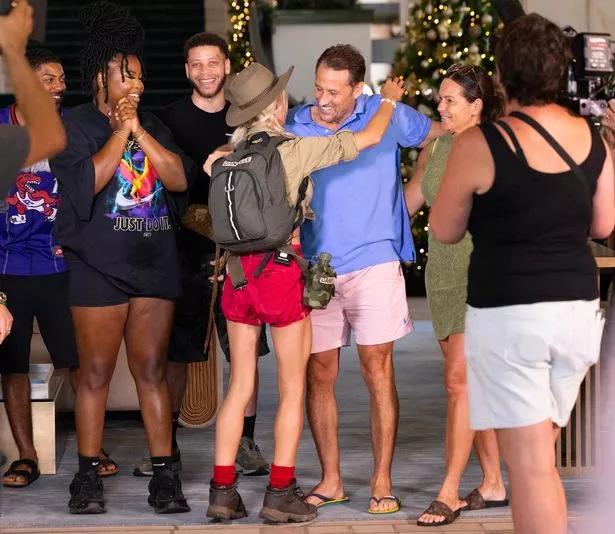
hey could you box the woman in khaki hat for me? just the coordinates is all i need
[204,62,404,523]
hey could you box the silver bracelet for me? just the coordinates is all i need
[381,98,397,109]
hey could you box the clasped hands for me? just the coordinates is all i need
[109,97,146,142]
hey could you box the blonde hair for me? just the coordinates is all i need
[230,91,294,147]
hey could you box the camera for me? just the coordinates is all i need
[564,29,613,116]
[494,0,614,117]
[0,0,13,16]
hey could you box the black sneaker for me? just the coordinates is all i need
[206,477,248,520]
[68,470,105,514]
[147,469,191,514]
[259,479,317,523]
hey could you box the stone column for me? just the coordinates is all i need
[205,0,229,38]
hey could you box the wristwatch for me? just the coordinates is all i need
[0,292,7,305]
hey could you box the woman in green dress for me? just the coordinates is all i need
[405,64,506,527]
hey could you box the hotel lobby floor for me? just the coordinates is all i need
[0,300,600,532]
[0,517,589,534]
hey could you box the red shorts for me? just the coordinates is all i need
[221,246,310,328]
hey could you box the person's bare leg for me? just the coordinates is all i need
[124,298,174,457]
[166,361,188,414]
[358,341,399,513]
[68,367,117,475]
[305,348,344,505]
[214,321,260,465]
[419,334,473,523]
[1,373,37,484]
[71,305,128,457]
[473,429,506,500]
[497,420,567,534]
[270,317,311,467]
[245,366,258,418]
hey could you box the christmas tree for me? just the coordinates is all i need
[391,1,502,292]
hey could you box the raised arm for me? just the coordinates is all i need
[404,146,429,217]
[91,122,132,194]
[353,78,405,150]
[0,1,66,166]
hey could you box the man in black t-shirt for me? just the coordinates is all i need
[133,33,270,477]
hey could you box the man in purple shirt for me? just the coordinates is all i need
[0,46,117,488]
[286,45,444,513]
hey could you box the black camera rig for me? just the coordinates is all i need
[494,0,614,116]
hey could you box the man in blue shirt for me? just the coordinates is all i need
[0,46,117,488]
[286,44,444,513]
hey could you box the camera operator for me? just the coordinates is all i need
[0,0,65,193]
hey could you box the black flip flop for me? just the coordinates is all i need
[2,459,40,488]
[462,488,509,511]
[98,448,119,477]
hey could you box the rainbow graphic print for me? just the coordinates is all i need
[107,144,172,234]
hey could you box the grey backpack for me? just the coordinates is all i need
[209,132,308,254]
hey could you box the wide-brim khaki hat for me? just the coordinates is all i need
[226,63,294,127]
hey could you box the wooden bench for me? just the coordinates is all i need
[0,375,63,475]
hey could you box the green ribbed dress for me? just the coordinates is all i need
[421,135,473,340]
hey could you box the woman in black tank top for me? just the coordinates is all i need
[429,14,614,534]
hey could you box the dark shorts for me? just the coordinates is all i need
[168,245,269,363]
[65,252,178,307]
[0,273,79,374]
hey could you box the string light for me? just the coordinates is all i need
[228,0,254,70]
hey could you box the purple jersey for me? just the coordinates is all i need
[0,104,66,275]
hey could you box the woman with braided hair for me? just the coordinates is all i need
[50,1,192,515]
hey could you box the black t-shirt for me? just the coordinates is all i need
[50,103,193,297]
[158,96,232,206]
[158,97,232,254]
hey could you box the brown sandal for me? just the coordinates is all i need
[462,488,509,510]
[97,448,119,477]
[417,499,461,527]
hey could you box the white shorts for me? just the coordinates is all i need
[310,261,413,353]
[465,299,603,430]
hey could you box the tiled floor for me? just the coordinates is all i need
[0,299,604,534]
[0,518,516,534]
[0,517,601,534]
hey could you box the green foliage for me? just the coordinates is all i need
[392,1,502,288]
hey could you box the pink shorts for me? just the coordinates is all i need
[310,261,413,353]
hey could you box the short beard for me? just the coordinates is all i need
[317,106,345,125]
[190,74,226,99]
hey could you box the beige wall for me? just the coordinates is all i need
[524,0,615,36]
[204,0,229,38]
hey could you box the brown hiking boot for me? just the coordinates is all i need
[259,479,317,523]
[206,478,248,520]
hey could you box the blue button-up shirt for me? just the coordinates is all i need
[286,94,431,275]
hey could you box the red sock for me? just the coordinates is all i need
[269,464,295,489]
[213,465,236,486]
